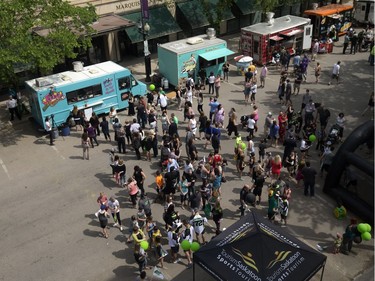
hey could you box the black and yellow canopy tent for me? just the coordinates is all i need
[193,210,327,281]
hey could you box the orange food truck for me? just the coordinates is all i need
[304,4,353,40]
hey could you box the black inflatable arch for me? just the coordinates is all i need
[324,120,374,222]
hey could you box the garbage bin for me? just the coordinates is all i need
[61,125,70,136]
[52,128,59,139]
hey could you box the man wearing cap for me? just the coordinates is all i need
[311,39,319,61]
[264,112,273,137]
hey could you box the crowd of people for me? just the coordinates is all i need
[71,42,374,279]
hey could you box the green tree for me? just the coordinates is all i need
[202,0,234,34]
[0,0,97,87]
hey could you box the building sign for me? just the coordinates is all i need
[42,89,65,111]
[92,0,175,15]
[103,78,114,95]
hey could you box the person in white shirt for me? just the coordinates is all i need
[45,116,54,145]
[329,61,341,85]
[107,197,123,231]
[167,225,181,264]
[259,65,268,88]
[250,83,257,105]
[247,116,256,139]
[159,94,168,111]
[130,118,141,134]
[167,157,179,172]
[311,39,319,61]
[6,95,21,121]
[188,115,197,136]
[207,72,216,96]
[190,209,208,244]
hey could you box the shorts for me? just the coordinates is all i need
[332,74,339,80]
[171,245,179,254]
[253,187,262,196]
[260,76,265,82]
[293,84,300,90]
[195,229,205,235]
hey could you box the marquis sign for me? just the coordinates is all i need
[115,0,175,12]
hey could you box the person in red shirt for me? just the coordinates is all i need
[212,152,222,169]
[97,192,108,206]
[271,155,282,180]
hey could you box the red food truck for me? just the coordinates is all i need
[240,15,312,65]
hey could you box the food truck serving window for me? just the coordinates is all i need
[66,84,102,104]
[199,57,225,68]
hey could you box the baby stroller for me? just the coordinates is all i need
[327,124,341,145]
[160,146,170,170]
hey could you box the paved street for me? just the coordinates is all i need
[0,34,373,281]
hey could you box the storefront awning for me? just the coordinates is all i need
[279,28,303,37]
[233,0,257,15]
[177,0,235,30]
[33,14,135,37]
[199,48,235,61]
[176,1,209,29]
[122,5,181,44]
[92,15,134,35]
[269,35,284,41]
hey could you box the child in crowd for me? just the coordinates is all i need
[155,170,164,202]
[333,233,343,254]
[127,215,139,243]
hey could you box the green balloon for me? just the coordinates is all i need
[357,223,367,233]
[364,223,372,232]
[361,232,372,241]
[181,240,191,251]
[140,240,149,250]
[191,241,200,252]
[149,84,155,91]
[309,134,316,142]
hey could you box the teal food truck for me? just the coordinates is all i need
[157,32,234,88]
[25,61,147,130]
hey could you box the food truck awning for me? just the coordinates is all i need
[199,48,235,61]
[177,0,235,29]
[269,35,284,41]
[279,28,304,37]
[303,4,353,17]
[122,5,181,44]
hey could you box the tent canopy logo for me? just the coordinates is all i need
[266,251,292,269]
[232,247,259,273]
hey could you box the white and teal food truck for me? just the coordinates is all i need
[157,31,234,88]
[25,61,147,130]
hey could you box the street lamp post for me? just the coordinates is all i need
[138,19,151,82]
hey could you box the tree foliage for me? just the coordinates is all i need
[0,0,97,86]
[202,0,234,34]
